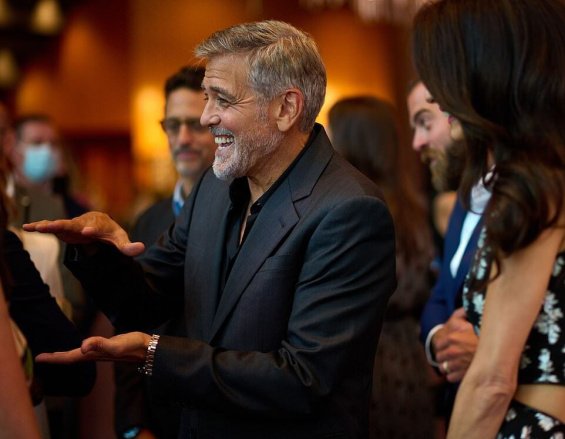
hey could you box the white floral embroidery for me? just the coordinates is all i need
[475,254,489,281]
[551,433,564,439]
[506,408,518,421]
[534,292,563,345]
[553,256,564,277]
[520,345,531,370]
[536,412,559,431]
[473,293,485,318]
[520,425,532,438]
[538,349,559,383]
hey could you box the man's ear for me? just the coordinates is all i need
[273,88,304,132]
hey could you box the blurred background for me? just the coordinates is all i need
[1,0,428,226]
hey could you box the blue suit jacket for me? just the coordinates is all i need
[420,197,483,343]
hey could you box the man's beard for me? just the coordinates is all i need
[431,139,466,192]
[212,119,284,181]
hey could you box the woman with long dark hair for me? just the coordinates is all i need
[329,96,436,438]
[413,0,565,437]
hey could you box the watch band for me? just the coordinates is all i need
[137,334,160,376]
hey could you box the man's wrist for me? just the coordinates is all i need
[425,324,444,367]
[137,334,160,376]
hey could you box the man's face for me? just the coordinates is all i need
[407,82,461,192]
[163,88,216,179]
[200,54,283,181]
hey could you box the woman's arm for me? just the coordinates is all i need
[447,224,565,438]
[0,287,42,439]
[5,230,96,396]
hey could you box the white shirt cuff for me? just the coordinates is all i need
[425,324,444,367]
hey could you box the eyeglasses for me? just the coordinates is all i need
[159,118,207,136]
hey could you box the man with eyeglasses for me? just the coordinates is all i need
[132,66,216,248]
[115,66,216,439]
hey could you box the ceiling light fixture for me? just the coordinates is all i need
[31,0,64,35]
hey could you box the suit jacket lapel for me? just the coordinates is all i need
[207,124,334,342]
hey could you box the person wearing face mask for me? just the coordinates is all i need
[4,114,93,439]
[3,115,66,226]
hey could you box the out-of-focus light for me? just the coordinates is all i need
[31,0,64,34]
[0,49,18,88]
[0,0,13,27]
[300,0,426,23]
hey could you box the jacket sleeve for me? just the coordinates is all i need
[149,197,396,416]
[6,230,96,397]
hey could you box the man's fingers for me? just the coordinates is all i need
[36,348,98,364]
[120,242,145,257]
[23,219,70,233]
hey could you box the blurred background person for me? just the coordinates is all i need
[0,120,96,438]
[407,80,481,431]
[414,0,565,437]
[4,113,92,330]
[407,80,461,246]
[0,113,42,437]
[329,95,436,439]
[115,65,216,439]
[129,65,216,248]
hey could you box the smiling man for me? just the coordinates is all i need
[25,20,396,439]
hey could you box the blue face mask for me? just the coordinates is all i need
[22,143,57,183]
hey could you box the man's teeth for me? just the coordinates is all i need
[215,136,234,146]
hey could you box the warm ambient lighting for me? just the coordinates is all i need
[31,0,64,34]
[0,0,12,26]
[300,0,426,23]
[0,49,18,88]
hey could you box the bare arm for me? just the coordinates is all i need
[447,226,565,438]
[0,287,41,439]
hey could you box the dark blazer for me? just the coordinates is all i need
[420,197,483,343]
[5,230,96,399]
[67,125,397,439]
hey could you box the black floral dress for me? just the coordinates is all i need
[464,228,565,438]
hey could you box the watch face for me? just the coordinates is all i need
[122,426,141,439]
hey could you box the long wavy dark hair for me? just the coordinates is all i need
[329,96,432,267]
[413,0,565,287]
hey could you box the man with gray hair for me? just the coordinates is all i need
[26,20,396,438]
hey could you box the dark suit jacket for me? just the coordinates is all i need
[5,230,96,400]
[67,125,397,439]
[420,198,483,343]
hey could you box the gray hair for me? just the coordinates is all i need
[195,20,327,133]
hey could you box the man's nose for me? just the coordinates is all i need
[200,102,219,128]
[412,131,427,152]
[177,123,194,144]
